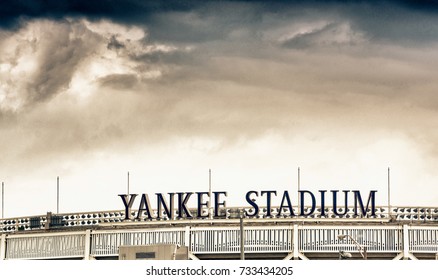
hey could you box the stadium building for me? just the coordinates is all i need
[1,200,438,260]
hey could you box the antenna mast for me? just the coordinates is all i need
[57,176,59,214]
[1,182,4,219]
[387,167,391,216]
[297,167,301,214]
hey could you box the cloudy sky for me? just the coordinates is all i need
[1,0,438,217]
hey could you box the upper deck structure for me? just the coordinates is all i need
[1,205,438,260]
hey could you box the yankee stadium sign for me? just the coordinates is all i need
[119,190,377,220]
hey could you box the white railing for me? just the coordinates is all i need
[245,227,292,253]
[1,224,438,259]
[6,232,85,259]
[409,227,438,253]
[190,226,292,254]
[299,225,403,253]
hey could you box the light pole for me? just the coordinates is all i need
[230,208,245,260]
[338,234,367,259]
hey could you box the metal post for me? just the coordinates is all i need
[184,226,190,247]
[293,224,299,259]
[57,177,59,214]
[298,168,300,213]
[84,229,92,260]
[388,167,391,216]
[1,182,4,219]
[230,208,244,259]
[403,224,409,260]
[240,213,245,260]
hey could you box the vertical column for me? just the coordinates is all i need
[403,224,409,260]
[240,217,245,260]
[83,230,92,260]
[184,226,190,247]
[0,234,6,260]
[293,224,299,259]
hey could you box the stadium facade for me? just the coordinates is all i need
[1,204,438,260]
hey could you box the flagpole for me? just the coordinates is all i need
[57,177,59,214]
[1,182,4,219]
[387,167,391,216]
[298,167,300,215]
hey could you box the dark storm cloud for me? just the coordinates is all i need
[2,0,438,114]
[0,0,197,28]
[341,1,438,44]
[2,1,438,44]
[0,20,102,109]
[2,0,438,209]
[2,0,438,159]
[28,22,99,103]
